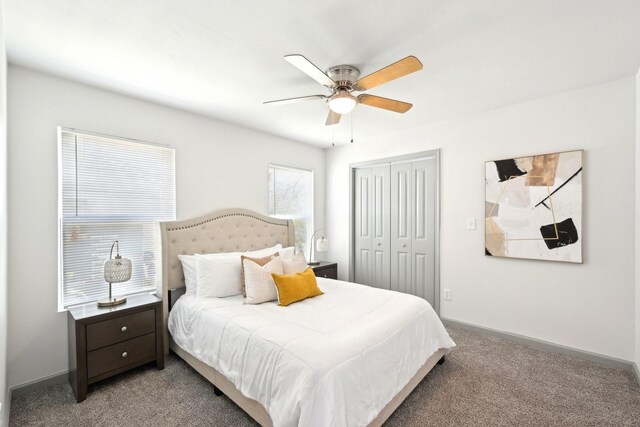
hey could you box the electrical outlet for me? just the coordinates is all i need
[466,218,476,230]
[443,288,452,301]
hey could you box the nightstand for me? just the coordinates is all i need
[310,261,338,280]
[67,293,164,402]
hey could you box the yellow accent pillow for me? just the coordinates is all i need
[271,268,324,306]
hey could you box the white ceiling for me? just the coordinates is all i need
[5,0,640,147]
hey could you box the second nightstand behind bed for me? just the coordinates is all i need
[310,261,338,280]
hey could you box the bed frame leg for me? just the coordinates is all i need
[213,386,223,396]
[437,355,445,365]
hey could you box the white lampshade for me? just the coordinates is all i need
[316,237,329,253]
[328,90,357,115]
[104,257,132,283]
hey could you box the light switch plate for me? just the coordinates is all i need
[443,288,452,301]
[466,217,477,230]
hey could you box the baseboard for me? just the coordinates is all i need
[10,369,69,398]
[633,362,640,385]
[442,318,635,373]
[1,388,11,427]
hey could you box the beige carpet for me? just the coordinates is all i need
[10,326,640,426]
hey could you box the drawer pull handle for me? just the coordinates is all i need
[121,326,128,332]
[324,274,328,277]
[122,352,128,358]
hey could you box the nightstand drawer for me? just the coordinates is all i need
[87,333,156,379]
[313,265,337,280]
[86,309,155,351]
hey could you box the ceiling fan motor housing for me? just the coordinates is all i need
[327,65,360,90]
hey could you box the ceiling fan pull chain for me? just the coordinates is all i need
[351,113,354,144]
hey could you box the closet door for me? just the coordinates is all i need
[354,168,372,286]
[390,163,412,294]
[411,159,436,306]
[371,166,391,289]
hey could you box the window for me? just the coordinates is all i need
[268,164,313,254]
[58,128,175,310]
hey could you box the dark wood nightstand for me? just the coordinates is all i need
[67,293,164,402]
[310,261,338,280]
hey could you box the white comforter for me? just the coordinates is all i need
[168,278,455,427]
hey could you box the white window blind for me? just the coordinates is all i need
[58,128,175,310]
[268,164,313,253]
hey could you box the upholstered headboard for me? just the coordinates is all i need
[158,208,295,353]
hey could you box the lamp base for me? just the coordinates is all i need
[307,260,321,266]
[97,297,127,308]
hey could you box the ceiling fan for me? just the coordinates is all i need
[264,55,423,126]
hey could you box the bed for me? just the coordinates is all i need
[159,208,455,427]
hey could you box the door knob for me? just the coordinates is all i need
[402,243,407,248]
[121,352,128,358]
[377,242,381,246]
[121,326,127,332]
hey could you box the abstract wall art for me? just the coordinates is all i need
[485,150,583,263]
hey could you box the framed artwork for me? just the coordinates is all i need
[485,149,583,263]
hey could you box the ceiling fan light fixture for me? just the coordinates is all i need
[328,90,357,115]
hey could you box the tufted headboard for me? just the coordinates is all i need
[158,208,295,353]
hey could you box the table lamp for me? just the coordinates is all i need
[308,230,329,266]
[98,240,132,307]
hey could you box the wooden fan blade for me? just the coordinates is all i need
[357,94,413,113]
[326,110,341,126]
[354,56,423,91]
[264,95,326,106]
[285,54,335,87]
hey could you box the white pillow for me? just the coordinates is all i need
[194,244,283,298]
[177,255,198,296]
[196,252,245,298]
[282,251,308,274]
[243,255,283,304]
[279,246,296,260]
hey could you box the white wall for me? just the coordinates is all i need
[6,65,325,388]
[636,69,640,369]
[326,77,636,361]
[0,2,9,423]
